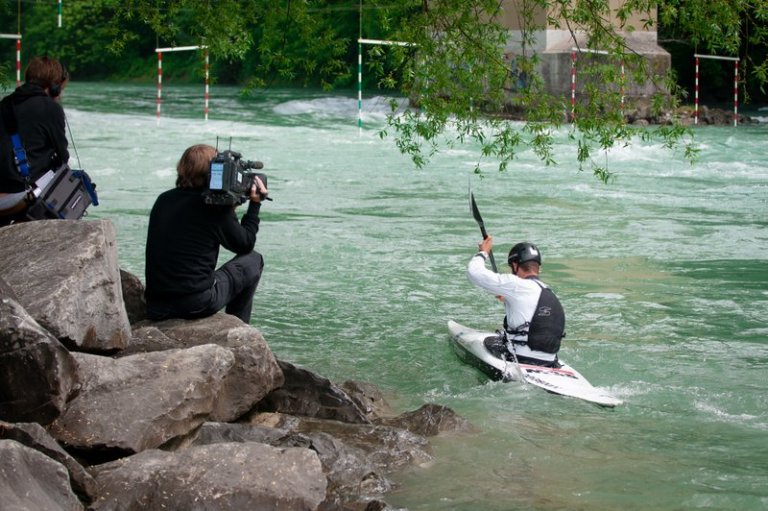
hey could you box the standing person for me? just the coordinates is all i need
[0,56,70,225]
[144,144,266,323]
[467,235,565,367]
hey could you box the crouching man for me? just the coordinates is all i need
[144,144,266,323]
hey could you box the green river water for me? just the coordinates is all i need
[60,82,767,510]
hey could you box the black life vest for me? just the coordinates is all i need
[505,278,566,354]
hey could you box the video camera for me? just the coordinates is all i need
[203,150,269,206]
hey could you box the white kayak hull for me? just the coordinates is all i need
[448,320,622,407]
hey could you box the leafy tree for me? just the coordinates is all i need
[3,1,767,180]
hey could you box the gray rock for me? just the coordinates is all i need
[0,275,18,302]
[0,298,78,424]
[375,403,477,437]
[176,422,391,499]
[126,313,284,422]
[119,269,146,325]
[250,412,433,472]
[48,344,234,454]
[0,219,130,352]
[0,420,97,503]
[0,439,84,511]
[256,360,369,424]
[90,442,327,511]
[340,380,394,421]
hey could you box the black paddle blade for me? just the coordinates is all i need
[469,192,488,238]
[469,191,497,273]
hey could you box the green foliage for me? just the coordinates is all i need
[3,0,766,181]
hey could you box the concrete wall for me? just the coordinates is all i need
[498,0,670,99]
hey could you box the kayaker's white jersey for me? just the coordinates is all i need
[467,252,557,362]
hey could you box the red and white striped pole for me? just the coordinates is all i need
[570,50,576,122]
[15,37,21,87]
[0,35,21,87]
[694,53,740,127]
[156,51,163,120]
[620,59,625,118]
[694,56,700,125]
[204,48,210,121]
[733,59,739,127]
[155,45,208,120]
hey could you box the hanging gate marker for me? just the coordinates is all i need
[356,38,413,135]
[0,34,22,87]
[693,53,740,127]
[570,47,624,123]
[154,45,210,121]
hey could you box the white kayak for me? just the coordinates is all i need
[448,320,623,408]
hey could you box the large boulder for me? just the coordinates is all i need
[173,421,391,500]
[0,219,130,352]
[375,403,477,437]
[89,442,327,511]
[250,412,433,473]
[0,439,84,511]
[339,380,395,422]
[255,360,370,424]
[0,420,97,503]
[0,298,78,424]
[48,344,234,456]
[119,269,146,325]
[127,313,284,422]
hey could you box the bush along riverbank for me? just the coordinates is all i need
[0,219,475,511]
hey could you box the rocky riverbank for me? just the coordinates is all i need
[0,219,474,511]
[498,100,758,126]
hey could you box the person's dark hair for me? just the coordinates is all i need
[517,260,540,273]
[176,144,216,188]
[24,56,68,93]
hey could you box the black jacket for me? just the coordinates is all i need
[0,83,69,193]
[145,187,261,300]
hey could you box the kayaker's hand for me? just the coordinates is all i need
[478,235,493,254]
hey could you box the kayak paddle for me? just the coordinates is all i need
[469,191,498,273]
[469,191,526,383]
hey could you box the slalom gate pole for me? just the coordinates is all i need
[204,48,209,121]
[733,59,739,127]
[570,47,613,123]
[357,41,362,135]
[154,45,209,121]
[15,36,20,87]
[693,53,740,127]
[620,59,625,118]
[694,55,700,125]
[356,38,413,133]
[1,34,22,87]
[570,50,576,122]
[156,51,162,121]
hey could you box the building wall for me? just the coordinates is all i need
[497,0,670,98]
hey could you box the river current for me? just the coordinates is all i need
[58,82,767,511]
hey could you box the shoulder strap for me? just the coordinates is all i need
[0,97,31,180]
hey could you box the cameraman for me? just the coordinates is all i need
[0,56,70,225]
[144,144,266,323]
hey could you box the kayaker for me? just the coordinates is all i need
[0,56,70,225]
[467,235,565,367]
[144,144,267,323]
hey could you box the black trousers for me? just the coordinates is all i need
[146,251,264,324]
